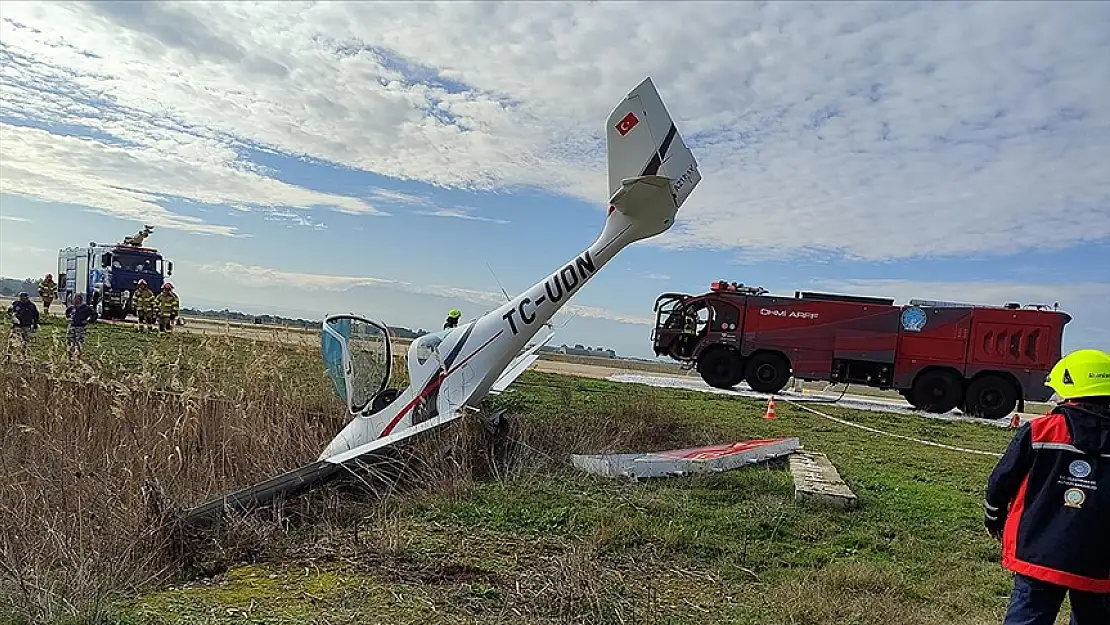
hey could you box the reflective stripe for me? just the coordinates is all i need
[985,502,999,512]
[1029,442,1110,458]
[1031,442,1083,453]
[985,513,998,521]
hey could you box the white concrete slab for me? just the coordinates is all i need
[789,451,858,510]
[571,437,800,480]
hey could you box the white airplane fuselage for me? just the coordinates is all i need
[318,77,702,464]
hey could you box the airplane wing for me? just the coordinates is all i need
[488,331,555,395]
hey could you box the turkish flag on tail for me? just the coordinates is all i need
[616,111,639,136]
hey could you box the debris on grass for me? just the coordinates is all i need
[789,451,859,510]
[569,437,800,479]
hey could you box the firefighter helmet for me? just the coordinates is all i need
[1045,349,1110,399]
[448,309,461,319]
[137,279,147,287]
[163,282,173,291]
[46,273,52,279]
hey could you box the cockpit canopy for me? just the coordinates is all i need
[320,315,393,414]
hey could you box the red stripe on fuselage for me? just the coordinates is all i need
[378,330,504,437]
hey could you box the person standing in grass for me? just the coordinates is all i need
[132,279,155,331]
[64,293,97,361]
[985,348,1110,625]
[154,282,179,332]
[5,292,39,363]
[38,273,57,315]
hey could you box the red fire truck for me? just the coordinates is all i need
[651,281,1072,419]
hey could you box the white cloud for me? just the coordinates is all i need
[367,188,435,207]
[263,210,328,230]
[0,2,1108,258]
[0,122,381,235]
[416,208,508,224]
[0,215,32,223]
[197,261,653,325]
[646,273,671,281]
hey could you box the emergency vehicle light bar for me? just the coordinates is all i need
[710,280,768,295]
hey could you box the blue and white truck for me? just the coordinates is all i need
[57,226,174,320]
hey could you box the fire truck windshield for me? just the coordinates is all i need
[112,252,160,274]
[653,294,688,330]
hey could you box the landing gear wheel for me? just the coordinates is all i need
[910,370,962,413]
[697,349,742,389]
[964,376,1018,420]
[744,352,792,394]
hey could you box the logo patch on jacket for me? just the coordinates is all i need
[1063,488,1086,508]
[1069,460,1092,479]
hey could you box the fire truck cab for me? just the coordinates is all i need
[652,281,1072,419]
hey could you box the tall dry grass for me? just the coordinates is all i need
[0,331,350,623]
[1,328,710,624]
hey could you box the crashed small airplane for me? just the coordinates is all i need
[183,76,703,524]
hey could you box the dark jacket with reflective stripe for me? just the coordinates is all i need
[985,402,1110,592]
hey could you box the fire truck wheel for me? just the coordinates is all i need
[964,375,1018,420]
[910,370,962,413]
[744,351,792,394]
[697,348,743,389]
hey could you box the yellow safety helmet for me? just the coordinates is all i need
[448,309,461,319]
[1045,349,1110,399]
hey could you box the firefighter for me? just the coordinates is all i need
[64,293,97,361]
[38,273,57,315]
[6,292,39,363]
[444,308,461,330]
[155,282,179,332]
[678,308,698,357]
[133,279,155,331]
[985,348,1110,624]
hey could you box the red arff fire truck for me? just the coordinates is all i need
[651,281,1072,419]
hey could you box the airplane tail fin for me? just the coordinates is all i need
[604,77,701,240]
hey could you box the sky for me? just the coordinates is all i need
[1,1,1107,360]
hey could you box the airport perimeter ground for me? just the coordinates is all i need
[0,309,1071,624]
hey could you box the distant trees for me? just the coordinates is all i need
[0,277,38,296]
[178,306,426,338]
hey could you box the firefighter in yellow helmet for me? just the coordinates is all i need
[984,349,1110,624]
[132,279,155,331]
[677,307,699,357]
[444,308,461,330]
[38,273,57,315]
[155,282,179,332]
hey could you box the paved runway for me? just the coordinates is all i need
[606,373,1035,429]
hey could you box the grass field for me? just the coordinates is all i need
[0,316,1056,624]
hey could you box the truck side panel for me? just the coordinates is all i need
[892,307,974,388]
[738,296,901,380]
[75,251,90,301]
[965,308,1069,402]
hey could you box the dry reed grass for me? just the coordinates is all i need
[0,331,349,623]
[1,327,707,624]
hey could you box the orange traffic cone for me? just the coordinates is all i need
[1008,413,1020,429]
[764,396,777,420]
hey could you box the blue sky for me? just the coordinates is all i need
[1,1,1107,359]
